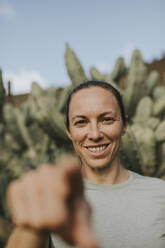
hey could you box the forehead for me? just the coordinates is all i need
[69,86,121,117]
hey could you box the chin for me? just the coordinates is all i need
[84,158,112,171]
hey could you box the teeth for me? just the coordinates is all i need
[87,145,107,153]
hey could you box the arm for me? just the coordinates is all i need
[5,156,98,248]
[6,227,49,248]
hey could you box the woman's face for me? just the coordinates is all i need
[67,87,127,171]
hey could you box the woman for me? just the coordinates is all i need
[6,81,165,248]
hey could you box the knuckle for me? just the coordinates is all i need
[14,213,28,226]
[31,218,45,230]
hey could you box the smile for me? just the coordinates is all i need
[85,144,109,153]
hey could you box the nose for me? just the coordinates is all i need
[88,123,103,141]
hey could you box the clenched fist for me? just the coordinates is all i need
[7,156,98,248]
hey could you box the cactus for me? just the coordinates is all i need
[90,66,105,81]
[123,50,147,118]
[155,121,165,142]
[153,95,165,117]
[156,142,165,178]
[119,125,142,174]
[145,70,159,96]
[111,57,126,82]
[152,85,165,100]
[133,96,153,125]
[65,44,88,86]
[131,125,156,176]
[146,117,160,130]
[3,104,35,152]
[57,85,73,113]
[90,57,126,85]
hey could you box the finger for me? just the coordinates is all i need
[57,154,84,196]
[42,154,83,197]
[57,154,80,175]
[72,199,99,248]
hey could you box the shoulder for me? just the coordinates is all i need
[130,170,165,194]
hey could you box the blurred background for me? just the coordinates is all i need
[0,0,165,247]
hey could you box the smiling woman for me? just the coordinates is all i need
[65,81,128,184]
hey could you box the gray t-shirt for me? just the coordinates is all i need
[51,171,165,248]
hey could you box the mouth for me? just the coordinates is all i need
[84,144,109,153]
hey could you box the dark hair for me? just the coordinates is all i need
[65,80,127,130]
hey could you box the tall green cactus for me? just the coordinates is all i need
[145,71,159,96]
[90,66,104,81]
[123,50,147,118]
[65,44,88,86]
[111,57,126,82]
[133,96,153,125]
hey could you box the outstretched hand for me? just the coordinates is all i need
[7,155,99,248]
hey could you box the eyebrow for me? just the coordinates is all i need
[71,111,116,121]
[71,115,86,121]
[99,111,115,117]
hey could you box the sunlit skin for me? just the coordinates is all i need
[66,86,129,185]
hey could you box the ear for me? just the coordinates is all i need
[64,117,73,140]
[66,128,73,140]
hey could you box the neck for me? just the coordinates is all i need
[81,158,129,185]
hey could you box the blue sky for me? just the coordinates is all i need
[0,0,165,94]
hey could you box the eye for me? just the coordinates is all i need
[74,119,87,126]
[102,117,115,123]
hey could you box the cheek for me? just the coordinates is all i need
[102,124,123,139]
[70,127,87,143]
